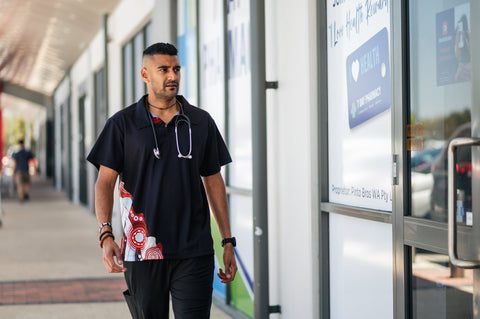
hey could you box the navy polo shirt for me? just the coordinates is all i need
[87,95,231,261]
[12,149,34,173]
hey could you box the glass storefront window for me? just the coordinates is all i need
[133,32,145,100]
[122,24,150,106]
[177,0,198,106]
[408,0,472,221]
[411,248,473,318]
[229,194,254,317]
[227,0,252,190]
[122,42,133,106]
[326,2,392,212]
[199,0,226,134]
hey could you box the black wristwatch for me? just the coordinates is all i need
[221,237,236,247]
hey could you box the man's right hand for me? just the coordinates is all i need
[102,237,127,273]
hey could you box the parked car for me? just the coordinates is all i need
[410,147,443,218]
[430,123,472,223]
[411,171,434,218]
[411,147,443,173]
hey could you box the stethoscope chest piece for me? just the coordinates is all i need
[153,147,161,159]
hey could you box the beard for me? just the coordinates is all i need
[163,81,179,96]
[152,81,179,99]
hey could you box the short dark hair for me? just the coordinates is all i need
[143,43,178,57]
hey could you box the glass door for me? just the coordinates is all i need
[406,0,480,318]
[78,95,87,206]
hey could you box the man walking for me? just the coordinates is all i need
[12,140,34,202]
[87,42,237,318]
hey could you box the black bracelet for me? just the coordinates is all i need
[100,234,115,248]
[99,230,113,242]
[98,221,112,233]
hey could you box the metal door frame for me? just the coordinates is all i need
[392,1,480,318]
[391,1,407,318]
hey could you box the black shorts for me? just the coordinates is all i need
[123,255,214,319]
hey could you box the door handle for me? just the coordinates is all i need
[448,137,480,268]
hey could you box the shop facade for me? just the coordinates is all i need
[52,0,480,318]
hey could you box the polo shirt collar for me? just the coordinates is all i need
[135,95,150,129]
[135,95,201,129]
[176,95,201,125]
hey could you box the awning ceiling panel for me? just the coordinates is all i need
[0,0,120,112]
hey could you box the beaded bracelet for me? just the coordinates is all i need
[98,221,112,233]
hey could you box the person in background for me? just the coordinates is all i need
[12,140,34,202]
[455,14,471,82]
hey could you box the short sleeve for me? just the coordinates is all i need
[199,116,232,176]
[87,117,124,173]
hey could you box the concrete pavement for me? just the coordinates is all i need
[0,177,233,319]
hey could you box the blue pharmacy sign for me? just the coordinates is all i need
[346,27,391,129]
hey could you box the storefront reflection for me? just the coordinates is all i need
[412,249,473,318]
[411,122,472,223]
[429,123,472,222]
[408,0,472,222]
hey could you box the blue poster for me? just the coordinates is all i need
[436,8,456,86]
[346,27,391,129]
[177,0,197,103]
[436,4,471,86]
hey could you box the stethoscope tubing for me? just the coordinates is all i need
[175,115,193,159]
[146,102,193,160]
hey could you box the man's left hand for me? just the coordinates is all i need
[218,245,237,284]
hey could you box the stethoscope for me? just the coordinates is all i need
[146,101,192,160]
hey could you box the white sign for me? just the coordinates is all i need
[199,0,226,134]
[327,0,392,211]
[227,0,254,300]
